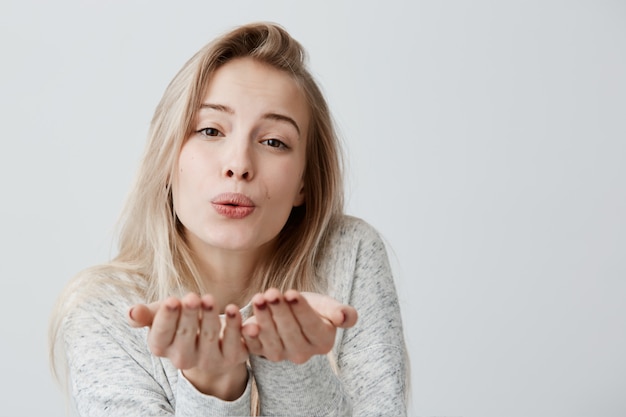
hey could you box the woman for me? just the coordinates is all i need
[49,22,408,416]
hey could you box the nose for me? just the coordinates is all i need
[223,140,253,181]
[226,168,249,180]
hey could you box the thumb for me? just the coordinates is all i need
[128,302,160,328]
[300,292,358,329]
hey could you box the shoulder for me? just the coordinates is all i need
[318,215,391,297]
[55,266,151,367]
[56,265,146,339]
[64,265,145,310]
[325,214,385,248]
[52,268,167,408]
[322,215,389,266]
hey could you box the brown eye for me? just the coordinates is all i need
[197,127,222,137]
[262,138,287,149]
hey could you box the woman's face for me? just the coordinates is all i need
[172,57,309,258]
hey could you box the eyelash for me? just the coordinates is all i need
[195,127,289,150]
[196,127,222,137]
[261,138,288,150]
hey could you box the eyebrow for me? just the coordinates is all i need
[199,103,301,136]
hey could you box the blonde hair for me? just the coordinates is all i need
[49,22,344,411]
[117,21,343,300]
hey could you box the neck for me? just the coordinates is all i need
[188,241,274,311]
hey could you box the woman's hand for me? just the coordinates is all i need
[128,293,249,400]
[241,289,357,364]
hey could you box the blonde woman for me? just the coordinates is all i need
[49,22,408,416]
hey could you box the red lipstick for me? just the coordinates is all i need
[211,193,256,219]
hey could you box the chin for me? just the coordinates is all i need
[205,233,272,253]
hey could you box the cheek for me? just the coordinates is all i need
[171,169,184,213]
[266,161,305,202]
[172,146,199,207]
[178,144,195,175]
[176,144,209,192]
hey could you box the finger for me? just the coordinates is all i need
[266,291,307,350]
[128,301,161,328]
[252,291,284,361]
[300,291,358,328]
[148,297,181,356]
[196,294,222,369]
[221,304,247,363]
[241,322,263,355]
[284,291,335,351]
[170,293,201,369]
[198,295,220,344]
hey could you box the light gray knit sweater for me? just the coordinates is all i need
[61,215,408,416]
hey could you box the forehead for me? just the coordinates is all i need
[200,58,310,133]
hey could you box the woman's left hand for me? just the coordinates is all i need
[241,289,357,364]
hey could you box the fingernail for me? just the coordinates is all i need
[128,307,135,320]
[269,298,280,305]
[287,298,298,305]
[339,311,346,325]
[202,303,213,312]
[255,302,267,310]
[166,304,178,312]
[227,311,236,319]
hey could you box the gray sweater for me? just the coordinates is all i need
[61,216,408,416]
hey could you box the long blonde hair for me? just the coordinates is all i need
[49,21,344,407]
[117,21,343,300]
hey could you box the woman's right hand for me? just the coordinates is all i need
[128,293,249,401]
[241,289,358,364]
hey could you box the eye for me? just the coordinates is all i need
[261,138,288,150]
[196,127,222,137]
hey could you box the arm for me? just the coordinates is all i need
[250,354,351,415]
[242,290,357,416]
[128,293,249,401]
[245,219,408,416]
[62,294,251,417]
[334,219,409,416]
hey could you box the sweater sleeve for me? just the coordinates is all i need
[333,219,409,416]
[249,354,351,416]
[62,295,252,417]
[249,217,408,416]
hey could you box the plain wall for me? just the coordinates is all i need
[1,0,624,416]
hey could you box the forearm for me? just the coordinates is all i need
[337,344,408,416]
[64,299,253,416]
[325,217,410,415]
[250,354,351,416]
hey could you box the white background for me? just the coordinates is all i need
[1,1,625,416]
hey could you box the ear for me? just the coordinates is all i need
[293,181,305,207]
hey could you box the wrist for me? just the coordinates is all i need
[182,363,249,401]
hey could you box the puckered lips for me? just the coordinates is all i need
[211,192,256,219]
